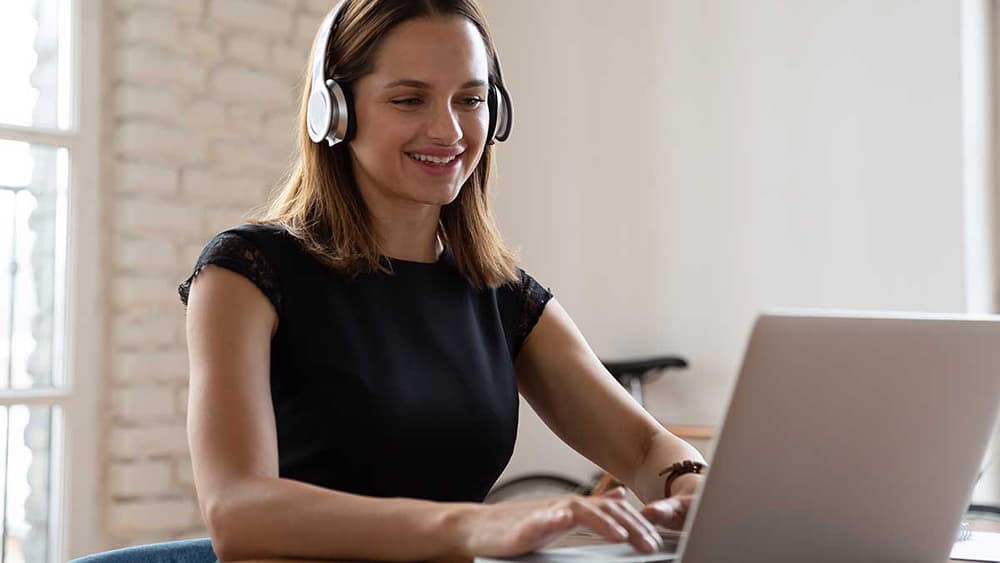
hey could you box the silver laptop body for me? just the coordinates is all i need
[677,312,1000,562]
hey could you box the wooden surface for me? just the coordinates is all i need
[662,424,715,441]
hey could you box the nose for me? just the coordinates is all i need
[425,100,462,145]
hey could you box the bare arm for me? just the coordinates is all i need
[186,266,474,561]
[514,299,705,504]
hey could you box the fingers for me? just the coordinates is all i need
[505,491,668,557]
[601,487,661,538]
[597,493,663,553]
[606,497,661,544]
[564,489,664,554]
[539,508,575,536]
[566,495,630,543]
[642,496,691,530]
[517,508,576,550]
[600,486,627,499]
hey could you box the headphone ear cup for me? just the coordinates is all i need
[324,78,354,146]
[341,82,356,143]
[486,83,500,145]
[307,86,333,143]
[494,81,512,143]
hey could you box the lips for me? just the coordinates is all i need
[405,151,463,176]
[405,152,458,165]
[404,147,464,157]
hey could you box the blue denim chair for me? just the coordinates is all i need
[69,538,217,563]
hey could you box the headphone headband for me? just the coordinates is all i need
[311,5,343,95]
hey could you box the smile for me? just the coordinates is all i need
[405,152,459,165]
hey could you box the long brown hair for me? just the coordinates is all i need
[253,0,519,289]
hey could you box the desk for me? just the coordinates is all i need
[230,514,1000,562]
[548,514,1000,562]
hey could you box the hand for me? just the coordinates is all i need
[640,472,702,530]
[456,487,665,559]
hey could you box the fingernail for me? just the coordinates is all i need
[613,524,628,540]
[643,534,659,551]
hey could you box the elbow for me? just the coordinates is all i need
[200,476,280,562]
[202,494,234,561]
[202,491,249,562]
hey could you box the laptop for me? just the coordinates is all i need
[478,311,1000,562]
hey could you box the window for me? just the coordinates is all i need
[962,0,999,505]
[0,0,101,560]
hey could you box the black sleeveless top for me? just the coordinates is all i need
[178,224,553,502]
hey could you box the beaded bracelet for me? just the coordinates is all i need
[658,460,708,497]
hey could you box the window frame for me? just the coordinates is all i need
[961,0,999,506]
[0,0,103,559]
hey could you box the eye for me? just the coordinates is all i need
[391,98,422,106]
[461,97,485,108]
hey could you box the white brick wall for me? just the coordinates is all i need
[114,236,179,274]
[108,425,190,459]
[209,0,295,37]
[104,0,325,550]
[116,47,208,90]
[115,161,179,196]
[108,499,202,535]
[112,385,176,421]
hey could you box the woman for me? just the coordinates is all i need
[179,0,707,561]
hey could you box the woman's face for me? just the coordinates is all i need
[348,15,491,211]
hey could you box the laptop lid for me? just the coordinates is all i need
[678,312,1000,562]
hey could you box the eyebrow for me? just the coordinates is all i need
[382,79,487,90]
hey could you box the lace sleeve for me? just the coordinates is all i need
[511,269,554,358]
[177,232,282,314]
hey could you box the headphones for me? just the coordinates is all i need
[306,0,513,147]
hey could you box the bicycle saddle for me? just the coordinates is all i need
[601,355,688,385]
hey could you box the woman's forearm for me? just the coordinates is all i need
[208,476,478,562]
[627,430,706,504]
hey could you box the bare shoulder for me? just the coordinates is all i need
[186,264,278,339]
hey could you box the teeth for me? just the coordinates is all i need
[408,152,457,165]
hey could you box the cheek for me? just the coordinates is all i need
[355,101,401,138]
[354,118,411,168]
[365,115,410,149]
[459,112,489,162]
[467,110,489,142]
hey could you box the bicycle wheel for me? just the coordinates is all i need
[484,474,586,503]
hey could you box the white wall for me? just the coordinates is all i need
[481,0,996,502]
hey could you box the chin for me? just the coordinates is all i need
[411,182,463,206]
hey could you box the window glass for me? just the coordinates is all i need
[0,0,72,130]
